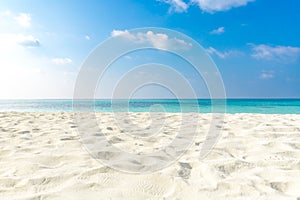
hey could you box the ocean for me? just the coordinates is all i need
[0,99,299,114]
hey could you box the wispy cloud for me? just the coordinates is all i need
[250,44,300,63]
[111,30,192,50]
[159,0,189,13]
[85,35,90,40]
[52,58,72,65]
[210,27,225,35]
[206,47,240,59]
[0,34,40,49]
[260,71,274,80]
[17,35,40,48]
[160,0,255,13]
[14,13,31,28]
[191,0,255,13]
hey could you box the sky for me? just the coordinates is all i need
[0,0,299,99]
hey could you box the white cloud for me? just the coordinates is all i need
[17,35,40,47]
[85,35,90,40]
[160,0,254,13]
[111,30,133,38]
[0,34,40,49]
[160,0,189,12]
[250,44,300,63]
[206,47,227,58]
[111,30,192,50]
[260,71,274,80]
[210,27,225,35]
[0,11,76,99]
[191,0,255,13]
[206,47,239,59]
[52,58,72,65]
[0,34,74,99]
[14,13,31,28]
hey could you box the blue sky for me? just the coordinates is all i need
[0,0,299,99]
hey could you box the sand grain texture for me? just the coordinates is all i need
[0,112,300,199]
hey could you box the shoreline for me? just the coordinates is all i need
[1,111,300,115]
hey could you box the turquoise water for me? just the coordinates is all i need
[0,99,299,114]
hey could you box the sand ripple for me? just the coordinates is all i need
[0,112,299,199]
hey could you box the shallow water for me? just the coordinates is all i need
[0,99,299,114]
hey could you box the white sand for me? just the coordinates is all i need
[0,112,300,199]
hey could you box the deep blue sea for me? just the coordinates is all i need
[0,99,299,114]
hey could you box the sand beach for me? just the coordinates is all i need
[0,112,299,199]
